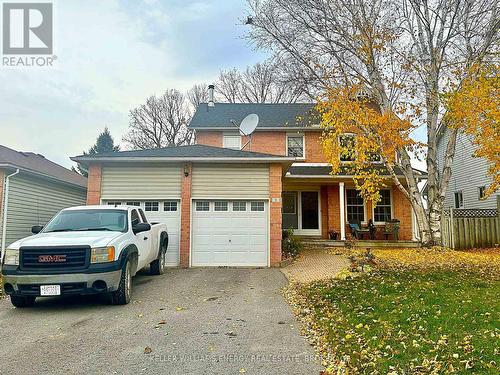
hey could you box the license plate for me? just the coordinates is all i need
[40,285,61,296]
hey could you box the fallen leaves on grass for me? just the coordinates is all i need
[285,247,500,374]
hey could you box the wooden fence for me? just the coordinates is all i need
[441,202,500,249]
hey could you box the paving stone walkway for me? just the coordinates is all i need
[281,248,350,283]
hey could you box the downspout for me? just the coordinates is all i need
[1,169,20,256]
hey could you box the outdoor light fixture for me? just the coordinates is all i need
[184,164,190,177]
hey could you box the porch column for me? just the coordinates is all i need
[339,182,346,240]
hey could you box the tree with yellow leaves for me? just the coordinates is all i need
[248,0,499,245]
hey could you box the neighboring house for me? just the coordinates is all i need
[437,127,499,210]
[0,145,87,250]
[73,96,421,268]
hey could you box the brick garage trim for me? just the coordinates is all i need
[180,163,192,267]
[86,163,102,205]
[269,164,283,266]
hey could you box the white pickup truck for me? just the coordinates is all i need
[1,205,169,308]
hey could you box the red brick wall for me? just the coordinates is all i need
[305,131,327,163]
[322,184,413,241]
[269,164,283,266]
[392,185,413,240]
[180,163,192,267]
[321,186,329,238]
[86,164,102,205]
[242,131,286,155]
[196,131,222,147]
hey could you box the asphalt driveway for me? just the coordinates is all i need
[0,268,322,375]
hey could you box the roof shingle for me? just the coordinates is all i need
[0,145,87,188]
[189,103,319,129]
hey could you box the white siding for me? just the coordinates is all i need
[101,164,182,200]
[1,173,86,246]
[437,128,499,209]
[191,163,269,199]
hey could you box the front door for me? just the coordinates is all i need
[282,191,321,235]
[301,192,319,232]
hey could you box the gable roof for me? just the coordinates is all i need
[0,145,87,188]
[189,103,319,130]
[71,144,295,164]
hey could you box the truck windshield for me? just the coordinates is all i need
[43,210,128,233]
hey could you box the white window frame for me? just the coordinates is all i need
[223,133,241,150]
[232,201,247,212]
[454,191,464,208]
[251,201,265,212]
[282,192,297,215]
[126,201,140,207]
[214,201,229,211]
[339,133,356,162]
[345,188,366,224]
[372,189,393,224]
[145,201,160,212]
[164,201,178,212]
[286,133,305,159]
[478,186,486,200]
[196,201,210,212]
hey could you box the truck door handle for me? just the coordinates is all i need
[143,236,148,240]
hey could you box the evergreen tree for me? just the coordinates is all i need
[75,127,120,177]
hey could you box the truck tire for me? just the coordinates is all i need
[10,295,36,308]
[150,234,168,275]
[110,259,132,305]
[150,248,167,275]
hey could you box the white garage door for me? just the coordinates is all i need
[191,200,268,267]
[103,200,180,266]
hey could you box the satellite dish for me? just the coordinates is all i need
[239,114,259,136]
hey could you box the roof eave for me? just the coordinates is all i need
[70,156,296,164]
[190,126,322,131]
[0,163,87,189]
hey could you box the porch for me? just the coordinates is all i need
[297,237,421,248]
[282,170,418,242]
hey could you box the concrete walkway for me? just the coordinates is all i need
[281,248,350,283]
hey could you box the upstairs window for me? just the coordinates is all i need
[454,191,464,208]
[374,190,392,222]
[339,134,356,162]
[223,134,241,150]
[287,135,304,158]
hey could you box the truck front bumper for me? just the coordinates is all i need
[2,270,122,297]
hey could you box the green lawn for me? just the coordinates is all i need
[293,268,499,374]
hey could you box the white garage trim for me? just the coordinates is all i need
[190,199,270,267]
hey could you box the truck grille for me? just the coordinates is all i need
[20,246,90,271]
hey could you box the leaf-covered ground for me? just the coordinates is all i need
[285,248,500,374]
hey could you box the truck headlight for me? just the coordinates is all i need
[91,246,115,264]
[3,248,19,266]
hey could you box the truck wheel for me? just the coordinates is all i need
[110,260,132,305]
[150,248,167,275]
[10,295,36,308]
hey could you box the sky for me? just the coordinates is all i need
[0,0,266,168]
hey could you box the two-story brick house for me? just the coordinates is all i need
[73,98,418,268]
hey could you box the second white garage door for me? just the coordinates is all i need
[191,200,268,267]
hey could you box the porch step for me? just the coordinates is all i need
[301,239,421,248]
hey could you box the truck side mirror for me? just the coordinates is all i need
[132,222,151,235]
[31,225,43,234]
